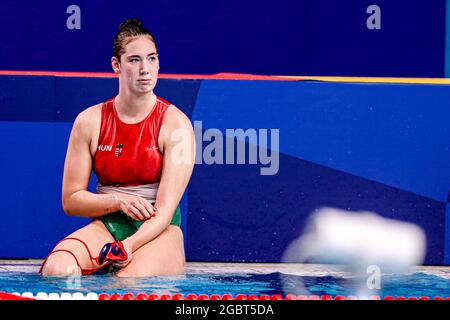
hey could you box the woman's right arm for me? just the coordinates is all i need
[61,108,119,217]
[61,108,154,220]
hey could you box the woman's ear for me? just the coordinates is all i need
[111,57,120,73]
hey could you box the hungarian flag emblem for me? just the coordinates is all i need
[115,143,123,157]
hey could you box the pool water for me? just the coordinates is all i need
[0,262,449,298]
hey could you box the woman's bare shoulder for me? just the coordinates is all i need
[163,104,192,129]
[72,103,103,139]
[76,103,102,122]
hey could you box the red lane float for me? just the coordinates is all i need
[2,291,448,300]
[0,292,35,300]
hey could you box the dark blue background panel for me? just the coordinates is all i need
[0,76,55,121]
[55,77,200,121]
[446,202,450,263]
[0,122,88,258]
[54,77,200,122]
[193,80,450,203]
[54,77,119,122]
[187,140,445,265]
[0,0,445,77]
[154,79,201,119]
[0,75,201,122]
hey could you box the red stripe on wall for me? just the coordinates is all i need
[0,70,300,81]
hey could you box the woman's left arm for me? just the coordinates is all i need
[122,106,196,253]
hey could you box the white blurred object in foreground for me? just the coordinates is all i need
[283,207,426,270]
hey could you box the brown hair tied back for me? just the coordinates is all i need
[113,18,157,60]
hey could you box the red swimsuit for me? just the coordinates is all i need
[93,96,171,186]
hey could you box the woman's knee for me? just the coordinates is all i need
[41,253,81,276]
[41,221,114,276]
[167,225,184,241]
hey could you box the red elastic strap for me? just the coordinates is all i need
[39,237,111,275]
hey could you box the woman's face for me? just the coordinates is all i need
[116,35,159,95]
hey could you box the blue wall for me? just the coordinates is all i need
[0,0,445,77]
[0,74,449,265]
[190,80,450,265]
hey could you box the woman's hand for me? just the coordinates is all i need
[113,193,156,221]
